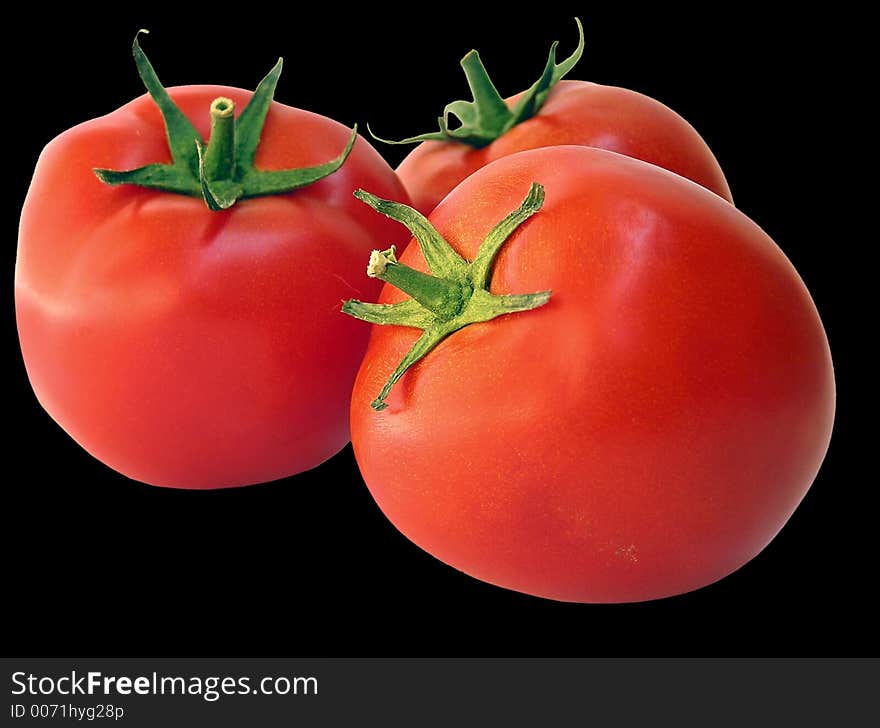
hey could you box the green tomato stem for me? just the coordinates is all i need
[367,247,468,320]
[343,183,552,411]
[371,18,585,149]
[93,32,356,211]
[203,97,236,182]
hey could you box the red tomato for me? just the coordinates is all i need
[389,21,732,214]
[348,146,834,602]
[399,80,732,214]
[16,43,409,489]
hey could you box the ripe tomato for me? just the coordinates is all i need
[386,20,732,214]
[15,36,409,488]
[346,146,834,602]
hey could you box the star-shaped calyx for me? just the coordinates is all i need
[370,19,584,149]
[94,30,357,210]
[343,183,551,410]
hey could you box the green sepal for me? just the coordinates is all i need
[353,190,468,278]
[93,163,200,195]
[340,297,435,330]
[130,29,201,176]
[234,58,284,176]
[506,19,585,127]
[343,182,551,411]
[240,125,358,198]
[469,182,545,287]
[372,18,584,149]
[367,328,449,411]
[93,32,357,210]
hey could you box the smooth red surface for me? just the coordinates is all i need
[351,146,834,602]
[398,80,732,214]
[16,85,410,488]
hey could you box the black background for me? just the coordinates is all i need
[2,7,870,656]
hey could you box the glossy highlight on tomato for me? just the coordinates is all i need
[349,146,834,602]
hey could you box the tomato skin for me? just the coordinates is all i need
[351,146,834,602]
[398,80,732,215]
[16,85,410,488]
